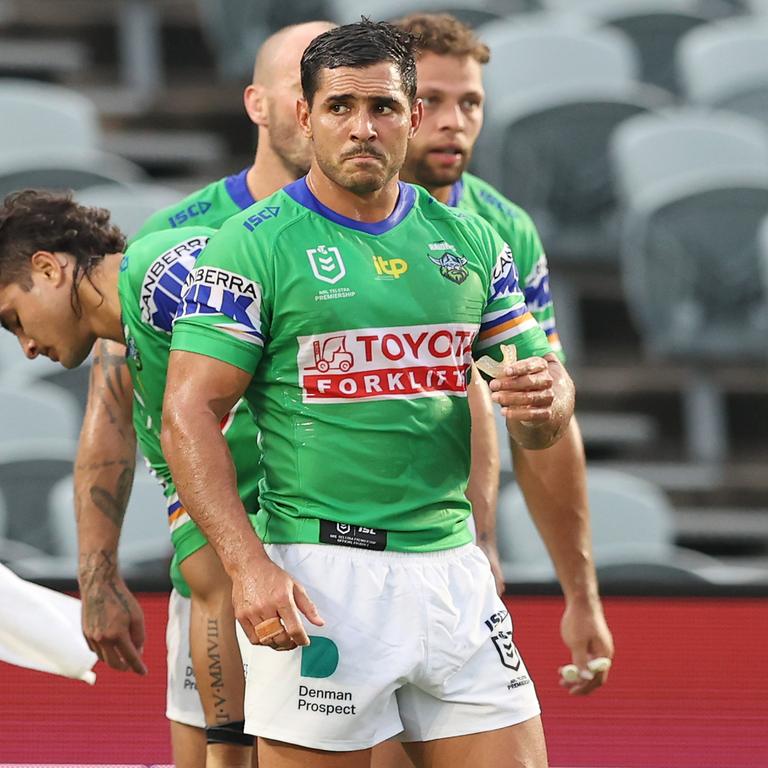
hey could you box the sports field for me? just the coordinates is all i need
[1,594,765,767]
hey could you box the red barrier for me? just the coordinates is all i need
[1,595,766,766]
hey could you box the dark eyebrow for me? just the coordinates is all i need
[325,93,355,103]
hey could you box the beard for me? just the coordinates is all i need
[268,107,313,179]
[406,145,470,188]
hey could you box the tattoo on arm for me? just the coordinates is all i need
[88,466,134,527]
[79,549,132,632]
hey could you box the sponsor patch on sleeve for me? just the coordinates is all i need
[176,266,264,346]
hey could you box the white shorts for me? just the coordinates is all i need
[240,543,540,751]
[165,588,205,728]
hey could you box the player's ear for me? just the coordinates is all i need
[30,250,68,286]
[244,83,268,128]
[297,97,312,139]
[409,97,423,138]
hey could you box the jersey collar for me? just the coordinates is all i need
[225,167,257,210]
[447,177,465,207]
[284,176,416,235]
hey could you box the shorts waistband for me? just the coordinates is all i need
[265,542,476,564]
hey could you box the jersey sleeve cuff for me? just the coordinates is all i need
[171,322,261,375]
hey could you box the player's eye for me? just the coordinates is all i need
[330,103,349,114]
[421,96,436,108]
[376,104,393,115]
[462,99,481,111]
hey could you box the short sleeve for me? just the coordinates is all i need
[170,222,270,375]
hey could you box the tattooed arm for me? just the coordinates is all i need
[75,339,147,674]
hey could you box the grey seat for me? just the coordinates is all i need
[473,20,669,262]
[0,382,82,444]
[0,149,147,198]
[76,183,186,239]
[195,0,330,80]
[0,79,99,153]
[677,18,768,127]
[0,439,77,553]
[610,108,768,207]
[330,0,505,27]
[497,467,725,583]
[541,0,711,93]
[621,175,768,461]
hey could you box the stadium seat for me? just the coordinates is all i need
[541,0,711,94]
[0,148,147,198]
[0,439,77,554]
[0,78,100,153]
[329,0,506,27]
[497,467,726,583]
[0,382,82,444]
[76,183,186,239]
[677,18,768,127]
[195,0,330,80]
[610,108,768,207]
[620,175,768,461]
[472,20,669,264]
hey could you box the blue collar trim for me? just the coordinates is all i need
[225,167,257,210]
[284,176,416,234]
[447,178,464,207]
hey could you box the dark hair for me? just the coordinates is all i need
[394,13,490,64]
[0,189,125,313]
[300,19,418,107]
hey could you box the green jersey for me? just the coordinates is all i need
[451,172,564,361]
[172,178,551,552]
[118,227,261,544]
[133,167,256,240]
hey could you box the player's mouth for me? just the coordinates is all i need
[428,145,465,166]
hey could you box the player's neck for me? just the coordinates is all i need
[426,183,452,205]
[79,252,125,344]
[248,143,302,200]
[306,166,401,222]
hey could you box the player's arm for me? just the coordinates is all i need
[161,350,324,651]
[75,339,147,675]
[510,218,613,692]
[466,365,503,595]
[511,419,614,694]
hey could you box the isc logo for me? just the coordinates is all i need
[372,255,408,279]
[167,201,212,227]
[242,205,280,232]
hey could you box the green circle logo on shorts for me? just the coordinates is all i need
[301,636,339,679]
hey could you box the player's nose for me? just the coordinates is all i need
[349,110,377,142]
[438,103,465,132]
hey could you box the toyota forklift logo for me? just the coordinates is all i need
[297,323,477,403]
[309,336,354,373]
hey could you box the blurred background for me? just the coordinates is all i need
[0,1,767,764]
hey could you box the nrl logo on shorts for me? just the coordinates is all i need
[307,244,346,285]
[427,244,468,285]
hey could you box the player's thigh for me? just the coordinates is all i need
[403,717,547,768]
[170,720,206,768]
[259,739,372,768]
[370,740,415,768]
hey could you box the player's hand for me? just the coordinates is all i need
[558,596,614,696]
[80,573,147,675]
[478,538,505,596]
[488,356,555,423]
[232,555,325,652]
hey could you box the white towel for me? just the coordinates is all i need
[0,563,97,684]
